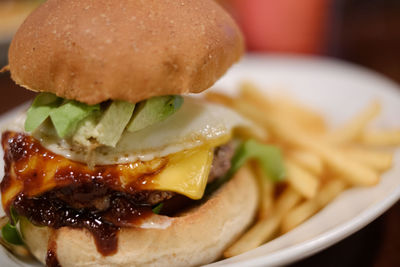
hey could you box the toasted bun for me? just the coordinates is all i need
[20,166,258,267]
[8,0,244,105]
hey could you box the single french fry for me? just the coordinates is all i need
[315,179,347,207]
[252,163,274,219]
[360,130,400,146]
[285,160,319,199]
[231,99,274,128]
[327,101,381,143]
[223,215,280,258]
[204,91,235,107]
[275,187,302,216]
[234,125,270,143]
[344,147,393,172]
[281,200,318,233]
[270,95,326,134]
[239,82,273,112]
[288,150,324,176]
[281,179,346,232]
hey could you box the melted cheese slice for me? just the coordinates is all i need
[150,146,214,199]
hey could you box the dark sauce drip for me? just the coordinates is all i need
[46,249,60,267]
[46,231,61,267]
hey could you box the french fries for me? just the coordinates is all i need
[281,179,346,233]
[205,83,399,258]
[269,95,326,134]
[288,150,323,176]
[360,130,400,146]
[344,147,393,172]
[239,82,326,134]
[223,215,280,258]
[269,120,380,186]
[224,187,301,257]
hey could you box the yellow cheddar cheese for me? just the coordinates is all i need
[149,146,214,199]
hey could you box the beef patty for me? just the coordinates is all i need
[42,142,234,211]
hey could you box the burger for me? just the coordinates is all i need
[0,0,282,266]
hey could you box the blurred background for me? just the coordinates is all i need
[0,0,399,266]
[216,0,400,83]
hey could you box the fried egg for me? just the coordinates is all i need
[5,97,251,165]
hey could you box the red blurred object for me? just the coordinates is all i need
[230,0,331,54]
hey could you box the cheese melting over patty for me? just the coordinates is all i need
[1,132,223,209]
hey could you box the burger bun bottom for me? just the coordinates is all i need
[20,166,259,267]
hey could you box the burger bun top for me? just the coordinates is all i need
[8,0,244,104]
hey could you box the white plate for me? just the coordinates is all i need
[206,55,400,266]
[0,54,400,267]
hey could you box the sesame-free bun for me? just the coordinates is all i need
[20,166,258,267]
[8,0,244,105]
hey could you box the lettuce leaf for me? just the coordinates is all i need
[1,223,23,245]
[1,206,23,245]
[50,100,100,138]
[127,95,183,132]
[230,139,286,182]
[95,101,136,147]
[24,93,62,132]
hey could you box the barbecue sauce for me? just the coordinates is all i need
[13,189,153,256]
[1,131,168,209]
[0,132,157,257]
[46,231,60,267]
